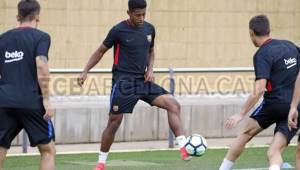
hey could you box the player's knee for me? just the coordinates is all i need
[110,121,122,132]
[168,101,181,114]
[241,130,255,141]
[108,116,123,132]
[38,142,56,157]
[296,148,300,160]
[0,148,7,159]
[0,154,5,162]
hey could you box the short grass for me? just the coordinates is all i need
[2,146,297,170]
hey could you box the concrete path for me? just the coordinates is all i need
[7,136,299,156]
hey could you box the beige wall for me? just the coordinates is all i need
[1,0,300,69]
[12,96,278,144]
[48,72,255,96]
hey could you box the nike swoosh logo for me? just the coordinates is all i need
[126,39,134,42]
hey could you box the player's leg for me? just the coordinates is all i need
[142,82,184,137]
[0,108,22,169]
[94,114,123,170]
[141,82,190,160]
[95,81,140,169]
[295,108,300,169]
[0,147,7,169]
[100,113,123,151]
[267,117,298,170]
[19,108,56,170]
[219,118,263,170]
[267,132,287,170]
[37,141,56,170]
[225,118,262,161]
[151,94,183,137]
[152,94,191,160]
[296,140,300,170]
[220,101,275,170]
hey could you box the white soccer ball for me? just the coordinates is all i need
[185,134,208,157]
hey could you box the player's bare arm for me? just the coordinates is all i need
[145,47,155,82]
[36,55,53,121]
[288,73,300,129]
[225,79,267,129]
[77,44,109,86]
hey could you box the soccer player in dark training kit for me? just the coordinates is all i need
[288,48,300,169]
[77,0,190,169]
[0,0,55,169]
[219,15,300,170]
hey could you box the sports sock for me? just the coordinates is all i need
[98,151,109,164]
[219,158,234,170]
[269,165,280,170]
[176,135,187,148]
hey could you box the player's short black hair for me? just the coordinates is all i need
[249,15,270,36]
[18,0,40,22]
[128,0,147,11]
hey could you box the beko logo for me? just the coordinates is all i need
[5,51,24,63]
[284,57,297,69]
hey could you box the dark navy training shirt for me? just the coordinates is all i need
[103,20,155,81]
[254,39,300,104]
[0,27,51,109]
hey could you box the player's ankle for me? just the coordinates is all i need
[176,135,187,148]
[98,151,109,164]
[219,158,234,170]
[269,165,280,170]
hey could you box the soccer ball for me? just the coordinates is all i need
[185,134,208,157]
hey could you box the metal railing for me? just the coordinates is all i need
[21,67,254,152]
[50,67,254,74]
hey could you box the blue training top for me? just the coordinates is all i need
[253,39,300,104]
[103,20,155,82]
[0,27,51,109]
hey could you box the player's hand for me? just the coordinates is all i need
[43,99,54,121]
[77,72,87,87]
[145,69,154,82]
[288,107,298,131]
[225,114,243,129]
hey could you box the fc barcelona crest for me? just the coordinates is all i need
[147,35,152,43]
[113,105,119,112]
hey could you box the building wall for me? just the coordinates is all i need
[1,0,300,69]
[12,96,275,144]
[1,0,299,144]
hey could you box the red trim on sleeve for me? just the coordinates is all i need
[267,80,272,92]
[114,43,120,65]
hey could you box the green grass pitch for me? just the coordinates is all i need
[3,146,297,170]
